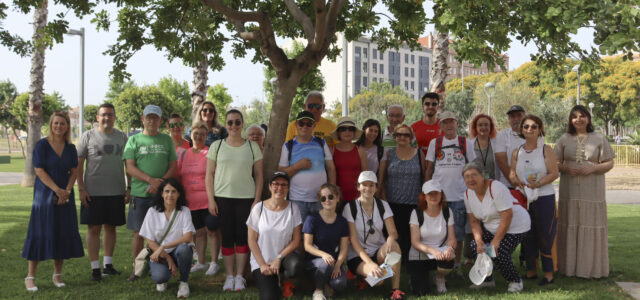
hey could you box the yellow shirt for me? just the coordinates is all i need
[285,117,337,145]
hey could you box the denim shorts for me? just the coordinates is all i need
[126,197,153,232]
[448,200,471,241]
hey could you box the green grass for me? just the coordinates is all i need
[0,154,27,172]
[0,184,637,299]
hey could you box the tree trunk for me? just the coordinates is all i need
[13,129,26,158]
[430,30,449,111]
[22,0,47,187]
[191,57,208,123]
[5,128,11,154]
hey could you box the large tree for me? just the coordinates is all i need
[0,80,19,155]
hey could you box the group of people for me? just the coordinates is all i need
[22,90,616,300]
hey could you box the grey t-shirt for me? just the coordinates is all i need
[77,128,128,196]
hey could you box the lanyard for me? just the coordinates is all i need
[475,139,491,168]
[359,200,373,245]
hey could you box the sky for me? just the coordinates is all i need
[0,3,597,110]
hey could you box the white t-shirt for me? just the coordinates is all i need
[139,206,196,253]
[408,208,454,260]
[495,128,525,187]
[463,181,530,234]
[426,136,476,202]
[342,198,394,260]
[278,138,333,202]
[246,201,302,271]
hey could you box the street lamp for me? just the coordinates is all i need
[65,28,85,138]
[484,82,496,115]
[589,102,594,115]
[572,64,581,105]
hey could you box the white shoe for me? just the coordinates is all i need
[507,280,523,293]
[205,262,220,276]
[435,273,447,293]
[156,283,167,292]
[25,276,38,292]
[177,281,190,298]
[190,262,208,273]
[52,273,65,288]
[223,275,235,291]
[469,279,496,290]
[234,275,246,291]
[312,290,326,300]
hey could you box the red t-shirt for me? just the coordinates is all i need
[411,119,442,157]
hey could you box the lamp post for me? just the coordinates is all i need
[572,64,581,105]
[65,28,85,138]
[484,82,496,115]
[589,102,594,115]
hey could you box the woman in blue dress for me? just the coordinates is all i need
[23,111,84,292]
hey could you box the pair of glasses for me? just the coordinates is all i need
[272,183,289,188]
[307,103,323,110]
[423,102,438,107]
[394,133,411,138]
[202,108,216,114]
[227,120,242,126]
[99,113,115,118]
[523,124,539,130]
[363,219,375,244]
[169,122,183,128]
[297,121,314,127]
[338,127,356,132]
[320,194,335,202]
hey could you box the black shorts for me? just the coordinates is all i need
[347,248,380,275]
[190,209,220,231]
[80,195,126,226]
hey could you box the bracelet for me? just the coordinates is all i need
[276,254,283,260]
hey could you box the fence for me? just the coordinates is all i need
[548,144,640,167]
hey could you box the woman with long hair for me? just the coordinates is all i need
[330,116,367,203]
[355,119,384,173]
[186,101,228,147]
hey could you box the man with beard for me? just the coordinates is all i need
[411,93,442,157]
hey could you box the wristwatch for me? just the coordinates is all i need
[277,254,283,260]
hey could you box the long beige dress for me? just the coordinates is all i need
[554,132,615,278]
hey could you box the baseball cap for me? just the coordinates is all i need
[270,171,290,184]
[143,105,162,117]
[438,111,458,123]
[422,180,443,194]
[506,105,525,115]
[295,111,315,122]
[357,171,377,184]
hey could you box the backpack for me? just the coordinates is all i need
[464,180,527,209]
[434,136,468,170]
[414,206,450,247]
[348,198,389,238]
[286,136,326,163]
[214,138,255,162]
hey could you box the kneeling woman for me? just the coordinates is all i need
[303,183,350,299]
[463,163,531,293]
[139,178,195,298]
[343,171,405,300]
[408,180,456,296]
[247,172,303,300]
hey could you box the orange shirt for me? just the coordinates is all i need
[411,119,442,157]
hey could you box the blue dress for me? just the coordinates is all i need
[22,138,84,261]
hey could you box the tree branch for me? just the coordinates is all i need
[201,0,262,23]
[311,0,326,51]
[326,0,347,31]
[284,0,314,43]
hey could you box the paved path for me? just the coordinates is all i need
[617,282,640,300]
[0,172,22,186]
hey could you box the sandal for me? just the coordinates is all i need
[52,273,66,288]
[25,276,38,292]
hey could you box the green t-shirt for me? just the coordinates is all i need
[207,140,262,198]
[123,132,177,197]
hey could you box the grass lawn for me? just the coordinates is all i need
[0,154,27,172]
[0,184,638,299]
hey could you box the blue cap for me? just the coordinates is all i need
[143,105,162,117]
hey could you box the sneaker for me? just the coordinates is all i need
[234,275,246,291]
[389,288,406,300]
[312,290,326,300]
[127,272,139,282]
[177,281,190,298]
[222,275,235,291]
[205,262,220,276]
[103,264,121,276]
[435,273,447,293]
[156,283,167,292]
[507,280,523,293]
[91,268,102,281]
[469,279,496,290]
[282,280,295,298]
[190,262,208,273]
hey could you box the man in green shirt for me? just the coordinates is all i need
[122,104,177,281]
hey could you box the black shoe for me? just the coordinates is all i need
[523,273,538,280]
[127,272,139,282]
[91,268,102,281]
[538,277,554,286]
[103,264,121,276]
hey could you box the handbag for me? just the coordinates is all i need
[134,210,178,277]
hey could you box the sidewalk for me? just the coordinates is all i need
[0,172,22,186]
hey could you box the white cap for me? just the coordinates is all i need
[422,180,442,194]
[143,105,162,117]
[357,171,377,184]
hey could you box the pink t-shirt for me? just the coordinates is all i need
[177,147,209,211]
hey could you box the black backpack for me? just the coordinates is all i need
[349,198,389,238]
[414,206,450,247]
[286,136,326,163]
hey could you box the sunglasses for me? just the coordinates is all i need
[320,194,335,202]
[227,120,242,127]
[423,102,438,107]
[307,103,323,110]
[394,133,411,138]
[202,108,216,114]
[297,120,314,127]
[523,124,539,130]
[338,127,356,132]
[169,122,183,128]
[363,219,375,244]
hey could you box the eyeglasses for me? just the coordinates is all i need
[202,108,216,114]
[297,120,314,127]
[307,103,323,110]
[363,219,375,244]
[523,124,539,130]
[320,194,335,202]
[337,127,356,133]
[227,120,242,127]
[169,122,183,128]
[423,102,438,107]
[99,113,115,118]
[394,133,411,138]
[272,182,289,188]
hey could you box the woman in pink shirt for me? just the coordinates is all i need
[177,122,221,276]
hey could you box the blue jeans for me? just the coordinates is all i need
[290,200,322,223]
[448,200,471,241]
[149,243,193,283]
[305,257,347,291]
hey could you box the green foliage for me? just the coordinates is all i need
[110,85,174,131]
[240,99,271,129]
[207,83,233,122]
[445,90,475,136]
[104,79,136,104]
[10,92,68,131]
[83,104,99,125]
[0,80,19,131]
[156,76,192,123]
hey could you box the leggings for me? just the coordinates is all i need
[218,197,253,255]
[305,257,348,291]
[252,252,303,300]
[389,203,414,262]
[407,259,454,296]
[470,228,526,283]
[149,243,193,283]
[524,194,558,273]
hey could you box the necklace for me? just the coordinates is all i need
[575,134,588,164]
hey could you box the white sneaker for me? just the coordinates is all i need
[223,275,235,291]
[435,273,447,293]
[156,283,167,292]
[234,275,246,291]
[469,279,496,290]
[205,262,220,276]
[190,262,208,273]
[507,280,523,293]
[312,290,327,300]
[177,281,190,298]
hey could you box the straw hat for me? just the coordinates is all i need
[330,116,363,141]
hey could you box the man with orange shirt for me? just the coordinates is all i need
[411,92,442,157]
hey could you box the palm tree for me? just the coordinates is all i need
[191,57,208,123]
[430,30,449,111]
